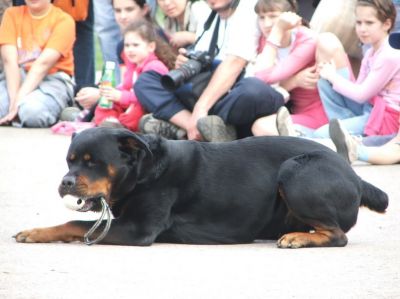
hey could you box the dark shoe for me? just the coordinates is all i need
[60,107,81,122]
[139,114,186,140]
[99,117,124,129]
[275,106,298,137]
[197,115,237,142]
[329,119,358,164]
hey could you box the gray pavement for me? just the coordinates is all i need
[0,127,399,299]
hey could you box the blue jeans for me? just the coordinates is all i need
[315,68,372,137]
[362,134,397,146]
[93,0,121,84]
[74,0,95,89]
[0,70,74,127]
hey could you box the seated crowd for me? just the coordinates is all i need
[0,0,399,165]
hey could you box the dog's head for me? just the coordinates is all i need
[58,127,153,214]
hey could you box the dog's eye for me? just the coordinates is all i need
[86,161,96,168]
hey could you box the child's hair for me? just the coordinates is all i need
[112,0,151,20]
[356,0,397,32]
[254,0,309,27]
[254,0,298,14]
[112,0,146,6]
[123,19,177,70]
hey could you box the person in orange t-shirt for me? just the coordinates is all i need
[0,0,75,127]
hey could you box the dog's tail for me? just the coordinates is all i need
[360,180,388,213]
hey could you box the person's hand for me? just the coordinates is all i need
[187,106,208,141]
[175,48,189,69]
[75,87,101,109]
[318,60,337,82]
[0,103,18,125]
[99,86,121,102]
[275,12,302,32]
[169,32,194,49]
[293,65,319,89]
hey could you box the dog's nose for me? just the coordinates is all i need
[61,175,76,188]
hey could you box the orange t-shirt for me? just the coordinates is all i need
[0,5,75,75]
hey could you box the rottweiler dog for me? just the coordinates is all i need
[14,127,388,248]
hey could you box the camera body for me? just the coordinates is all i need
[161,50,212,90]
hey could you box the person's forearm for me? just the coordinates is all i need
[17,48,60,102]
[2,47,21,107]
[17,61,52,101]
[195,55,246,112]
[280,76,297,91]
[3,62,21,108]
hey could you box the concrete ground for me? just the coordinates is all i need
[0,127,399,299]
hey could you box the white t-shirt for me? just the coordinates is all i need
[194,0,260,62]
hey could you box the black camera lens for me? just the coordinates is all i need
[161,51,211,90]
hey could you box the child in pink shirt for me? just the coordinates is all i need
[316,0,400,137]
[251,0,328,136]
[94,19,173,131]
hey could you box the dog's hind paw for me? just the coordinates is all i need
[277,230,348,248]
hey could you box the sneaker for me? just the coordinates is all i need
[139,114,186,140]
[329,119,358,164]
[197,115,237,142]
[275,106,298,137]
[60,107,81,122]
[99,117,124,129]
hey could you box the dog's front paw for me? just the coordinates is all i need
[14,228,52,243]
[277,232,309,249]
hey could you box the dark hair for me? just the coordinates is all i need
[123,19,176,69]
[111,0,151,19]
[254,0,298,14]
[111,0,147,7]
[356,0,397,32]
[254,0,310,27]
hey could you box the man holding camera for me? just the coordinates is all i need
[135,0,285,141]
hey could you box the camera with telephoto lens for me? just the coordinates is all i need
[161,50,212,91]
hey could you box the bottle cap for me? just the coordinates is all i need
[105,61,116,69]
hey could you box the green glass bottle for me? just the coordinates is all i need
[98,61,116,109]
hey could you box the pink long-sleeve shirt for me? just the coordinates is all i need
[118,52,169,108]
[332,38,400,112]
[255,26,328,128]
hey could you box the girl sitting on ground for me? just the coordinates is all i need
[94,19,175,130]
[311,0,400,138]
[250,0,329,137]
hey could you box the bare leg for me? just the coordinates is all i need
[251,114,279,136]
[316,32,350,69]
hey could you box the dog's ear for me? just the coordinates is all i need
[112,129,154,184]
[112,129,153,159]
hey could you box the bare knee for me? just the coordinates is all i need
[316,32,348,66]
[252,115,278,136]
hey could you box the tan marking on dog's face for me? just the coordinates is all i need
[83,154,91,161]
[78,176,111,198]
[108,165,116,178]
[69,153,76,161]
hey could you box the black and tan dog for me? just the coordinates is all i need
[15,127,388,248]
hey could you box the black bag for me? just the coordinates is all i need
[176,70,213,110]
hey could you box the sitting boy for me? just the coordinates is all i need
[0,0,75,127]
